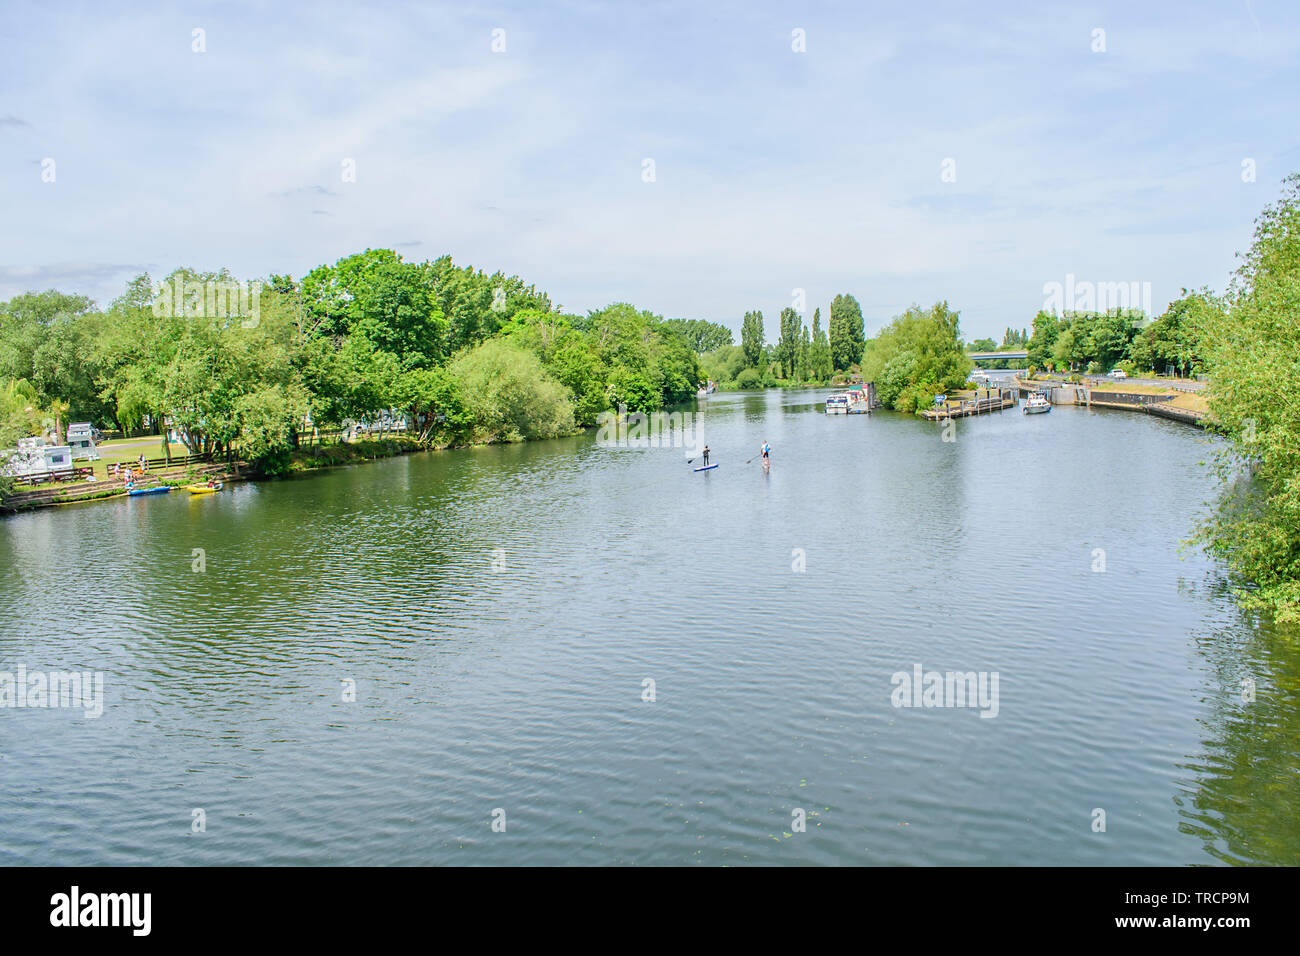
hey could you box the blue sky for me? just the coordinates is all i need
[2,0,1297,341]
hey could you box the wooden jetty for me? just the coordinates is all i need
[920,387,1017,420]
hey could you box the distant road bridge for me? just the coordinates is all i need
[968,350,1029,361]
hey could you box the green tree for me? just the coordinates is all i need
[830,293,865,371]
[300,250,449,369]
[1191,178,1300,621]
[797,323,811,381]
[776,307,802,379]
[448,339,575,443]
[741,310,765,368]
[1142,293,1203,376]
[810,308,832,382]
[661,318,733,353]
[698,345,747,388]
[391,364,467,445]
[425,254,552,351]
[861,301,973,412]
[1088,310,1138,370]
[1051,325,1080,371]
[1027,311,1062,369]
[0,378,44,449]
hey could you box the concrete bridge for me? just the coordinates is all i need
[968,350,1029,361]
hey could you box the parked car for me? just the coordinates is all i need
[1109,369,1127,379]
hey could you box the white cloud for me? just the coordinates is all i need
[1,0,1296,337]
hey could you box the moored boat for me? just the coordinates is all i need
[827,385,871,414]
[126,485,172,496]
[186,482,223,494]
[1023,393,1051,414]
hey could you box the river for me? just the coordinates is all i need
[2,389,1297,865]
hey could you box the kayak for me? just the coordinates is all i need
[187,483,223,494]
[694,464,718,472]
[127,486,172,496]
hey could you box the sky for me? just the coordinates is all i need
[1,0,1298,341]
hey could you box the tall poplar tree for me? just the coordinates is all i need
[777,307,801,379]
[741,310,765,368]
[830,293,865,371]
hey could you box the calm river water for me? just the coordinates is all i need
[2,390,1297,865]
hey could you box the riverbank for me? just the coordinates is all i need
[2,381,1210,515]
[1012,375,1211,428]
[0,435,425,514]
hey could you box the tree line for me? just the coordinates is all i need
[0,249,703,470]
[1022,302,1204,377]
[1189,174,1300,624]
[700,293,867,389]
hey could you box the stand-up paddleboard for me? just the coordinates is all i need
[694,463,718,472]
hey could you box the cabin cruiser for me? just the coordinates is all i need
[1023,392,1051,414]
[826,386,871,414]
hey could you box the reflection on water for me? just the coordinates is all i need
[1,390,1295,865]
[1175,617,1300,865]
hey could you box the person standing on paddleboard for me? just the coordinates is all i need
[760,440,771,466]
[701,445,710,466]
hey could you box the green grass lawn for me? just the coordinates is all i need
[9,439,195,492]
[90,439,193,477]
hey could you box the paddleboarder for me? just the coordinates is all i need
[701,445,710,466]
[760,440,770,467]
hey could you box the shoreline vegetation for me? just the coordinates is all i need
[2,176,1299,621]
[0,434,422,511]
[2,385,1203,514]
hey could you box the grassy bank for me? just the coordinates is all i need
[285,436,422,473]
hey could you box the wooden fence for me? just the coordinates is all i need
[8,465,95,486]
[108,452,213,472]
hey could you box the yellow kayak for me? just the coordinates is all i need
[187,482,223,494]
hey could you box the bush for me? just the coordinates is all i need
[449,339,576,443]
[699,345,747,387]
[606,367,660,412]
[861,302,972,411]
[875,351,916,408]
[735,367,761,389]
